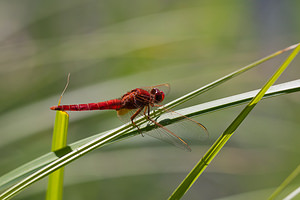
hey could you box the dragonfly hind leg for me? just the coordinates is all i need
[144,106,192,151]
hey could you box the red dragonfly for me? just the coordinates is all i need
[50,84,207,151]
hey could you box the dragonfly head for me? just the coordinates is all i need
[150,88,165,104]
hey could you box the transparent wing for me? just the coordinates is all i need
[140,83,170,96]
[143,106,208,151]
[145,121,192,151]
[117,106,192,151]
[117,108,135,123]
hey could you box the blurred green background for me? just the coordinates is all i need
[0,0,299,199]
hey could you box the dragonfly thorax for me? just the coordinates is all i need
[119,88,165,109]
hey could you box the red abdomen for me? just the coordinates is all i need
[50,99,122,111]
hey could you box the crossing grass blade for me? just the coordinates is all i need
[161,43,300,111]
[168,43,300,200]
[1,79,300,196]
[0,44,299,200]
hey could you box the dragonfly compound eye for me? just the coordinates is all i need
[154,91,165,103]
[150,88,158,95]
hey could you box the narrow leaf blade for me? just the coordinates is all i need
[169,43,300,200]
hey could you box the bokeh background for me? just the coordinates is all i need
[0,0,299,199]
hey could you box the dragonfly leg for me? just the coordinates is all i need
[130,107,144,136]
[146,105,150,116]
[144,107,191,151]
[144,105,166,130]
[153,104,208,135]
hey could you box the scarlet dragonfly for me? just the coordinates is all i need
[50,84,207,151]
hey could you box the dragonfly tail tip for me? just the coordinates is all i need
[50,106,58,110]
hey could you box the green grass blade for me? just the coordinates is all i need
[46,111,69,200]
[0,44,299,199]
[170,79,300,119]
[168,43,300,200]
[163,43,299,110]
[0,79,299,199]
[268,164,300,200]
[0,123,134,199]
